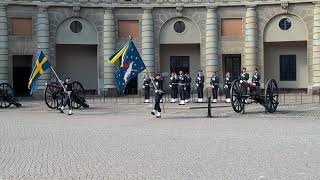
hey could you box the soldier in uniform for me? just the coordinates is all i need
[151,73,164,118]
[185,73,192,103]
[178,70,187,105]
[210,72,219,103]
[252,68,261,87]
[239,67,249,82]
[143,73,151,103]
[158,72,164,103]
[58,77,73,115]
[169,72,178,103]
[239,67,250,97]
[224,72,232,103]
[195,70,204,103]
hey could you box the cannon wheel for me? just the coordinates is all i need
[0,83,14,108]
[45,82,63,109]
[71,81,85,109]
[230,79,245,113]
[264,79,279,113]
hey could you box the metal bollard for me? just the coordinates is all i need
[207,97,212,118]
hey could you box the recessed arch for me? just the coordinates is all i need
[263,13,308,42]
[159,17,201,44]
[56,17,98,45]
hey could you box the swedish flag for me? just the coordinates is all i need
[28,51,51,95]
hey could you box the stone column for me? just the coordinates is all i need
[36,5,50,90]
[0,4,8,83]
[205,6,218,85]
[142,7,154,76]
[313,3,320,87]
[244,5,257,77]
[103,8,116,90]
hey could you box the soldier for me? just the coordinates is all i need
[58,77,73,115]
[169,72,178,103]
[158,72,164,103]
[143,73,151,103]
[252,68,261,87]
[195,70,204,103]
[151,73,164,118]
[178,70,187,105]
[224,72,232,103]
[210,72,219,103]
[239,67,249,82]
[185,73,192,103]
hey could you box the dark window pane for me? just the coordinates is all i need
[279,18,292,31]
[174,21,186,33]
[170,56,190,74]
[70,21,82,33]
[280,55,296,81]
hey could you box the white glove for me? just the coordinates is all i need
[169,85,172,88]
[211,85,214,88]
[184,87,186,91]
[224,85,228,89]
[155,90,159,93]
[59,80,63,83]
[240,80,243,84]
[142,85,145,89]
[196,84,199,87]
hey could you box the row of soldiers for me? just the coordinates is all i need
[143,67,261,105]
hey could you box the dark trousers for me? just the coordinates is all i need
[154,93,163,112]
[173,86,178,99]
[144,86,150,99]
[170,87,175,99]
[62,93,72,109]
[224,87,230,99]
[186,85,191,99]
[212,87,218,99]
[197,84,204,98]
[178,86,185,100]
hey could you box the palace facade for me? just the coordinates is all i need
[0,0,319,95]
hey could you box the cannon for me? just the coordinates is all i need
[230,79,279,113]
[0,83,21,108]
[44,81,89,109]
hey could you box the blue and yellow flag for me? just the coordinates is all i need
[114,40,146,94]
[107,39,131,64]
[28,51,51,95]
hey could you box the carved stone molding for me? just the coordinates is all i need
[73,6,81,17]
[281,1,289,13]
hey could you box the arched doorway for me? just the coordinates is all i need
[263,14,308,90]
[159,17,201,90]
[55,17,98,93]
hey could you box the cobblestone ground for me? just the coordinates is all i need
[0,100,320,179]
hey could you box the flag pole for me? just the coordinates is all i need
[50,67,72,109]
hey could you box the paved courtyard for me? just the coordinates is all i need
[0,100,320,179]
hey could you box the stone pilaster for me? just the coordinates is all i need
[0,4,8,83]
[36,5,50,89]
[205,6,218,85]
[142,7,154,76]
[313,3,320,87]
[103,8,116,90]
[244,5,257,77]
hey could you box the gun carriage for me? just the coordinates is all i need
[0,83,22,108]
[230,79,279,113]
[44,81,89,109]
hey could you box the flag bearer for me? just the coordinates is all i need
[151,73,164,118]
[59,77,73,115]
[143,73,151,103]
[224,72,232,103]
[195,70,204,103]
[210,72,219,103]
